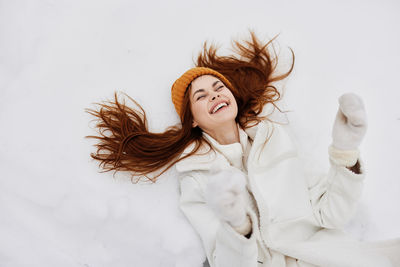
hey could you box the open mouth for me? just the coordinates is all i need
[210,101,229,114]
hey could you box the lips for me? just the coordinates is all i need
[209,100,230,114]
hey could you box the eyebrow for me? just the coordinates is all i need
[192,80,221,99]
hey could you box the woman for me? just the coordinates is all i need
[87,32,400,266]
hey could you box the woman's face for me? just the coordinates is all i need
[189,75,238,131]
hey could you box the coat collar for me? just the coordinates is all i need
[175,121,262,173]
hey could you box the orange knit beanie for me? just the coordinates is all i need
[171,67,234,120]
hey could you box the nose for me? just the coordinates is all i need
[211,93,220,101]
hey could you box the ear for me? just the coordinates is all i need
[192,120,198,128]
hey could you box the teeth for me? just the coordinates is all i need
[212,102,228,114]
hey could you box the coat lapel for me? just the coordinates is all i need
[246,121,297,171]
[175,141,229,173]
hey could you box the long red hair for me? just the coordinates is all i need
[86,31,294,183]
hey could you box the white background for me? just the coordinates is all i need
[0,0,399,266]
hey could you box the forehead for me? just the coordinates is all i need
[190,75,219,90]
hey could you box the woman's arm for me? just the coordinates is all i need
[307,150,365,229]
[307,93,367,228]
[179,174,258,267]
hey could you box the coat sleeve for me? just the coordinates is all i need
[179,174,259,267]
[306,151,365,229]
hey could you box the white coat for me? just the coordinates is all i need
[176,119,400,267]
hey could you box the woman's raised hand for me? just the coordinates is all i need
[332,93,368,151]
[205,168,248,228]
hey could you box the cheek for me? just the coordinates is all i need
[191,101,209,121]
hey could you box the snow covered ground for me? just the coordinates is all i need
[1,0,399,266]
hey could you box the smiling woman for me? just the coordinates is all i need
[86,31,400,267]
[86,31,292,183]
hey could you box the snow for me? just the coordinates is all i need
[0,0,399,266]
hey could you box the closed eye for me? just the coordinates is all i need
[196,85,224,100]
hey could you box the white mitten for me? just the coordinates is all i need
[205,167,249,229]
[330,93,367,166]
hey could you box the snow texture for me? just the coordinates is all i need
[0,0,399,266]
